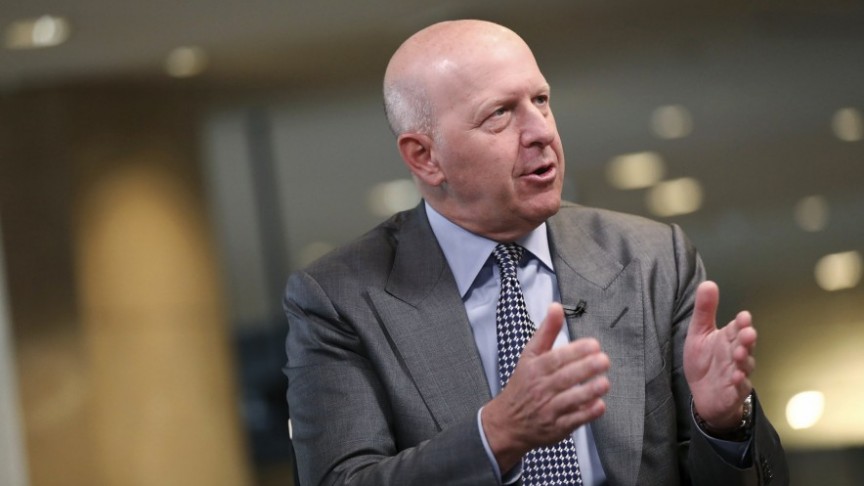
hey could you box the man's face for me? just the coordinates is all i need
[426,38,565,240]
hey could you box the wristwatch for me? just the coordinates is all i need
[692,392,754,441]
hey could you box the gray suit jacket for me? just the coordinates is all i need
[284,202,787,486]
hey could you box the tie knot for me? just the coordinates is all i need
[493,243,525,275]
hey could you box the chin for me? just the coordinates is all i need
[522,195,562,225]
[537,190,563,214]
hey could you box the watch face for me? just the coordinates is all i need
[742,393,754,428]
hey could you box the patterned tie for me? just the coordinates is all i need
[493,243,583,486]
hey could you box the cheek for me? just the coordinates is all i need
[437,133,519,191]
[450,145,504,180]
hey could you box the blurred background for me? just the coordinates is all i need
[1,0,862,485]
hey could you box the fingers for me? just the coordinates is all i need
[546,345,610,393]
[498,299,611,431]
[528,339,610,432]
[734,312,757,351]
[727,314,757,391]
[523,302,565,357]
[483,340,610,467]
[550,395,607,432]
[520,302,609,392]
[515,335,608,402]
[549,375,610,414]
[727,311,758,370]
[689,281,720,337]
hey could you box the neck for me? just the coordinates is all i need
[424,200,542,243]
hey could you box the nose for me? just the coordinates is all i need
[519,103,555,148]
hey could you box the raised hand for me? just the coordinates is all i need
[684,281,757,433]
[481,303,610,472]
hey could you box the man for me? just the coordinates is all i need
[284,19,788,485]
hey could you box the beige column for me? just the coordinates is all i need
[2,86,253,486]
[75,156,251,486]
[70,107,253,484]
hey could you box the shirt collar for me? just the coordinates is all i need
[425,202,554,298]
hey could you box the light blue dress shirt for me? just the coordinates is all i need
[425,203,608,485]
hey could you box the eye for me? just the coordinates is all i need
[481,104,513,132]
[534,94,549,106]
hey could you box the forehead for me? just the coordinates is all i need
[431,40,548,108]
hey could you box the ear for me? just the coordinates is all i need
[397,133,445,186]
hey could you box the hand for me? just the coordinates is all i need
[684,281,757,432]
[481,302,610,472]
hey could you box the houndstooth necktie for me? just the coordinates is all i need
[493,243,583,486]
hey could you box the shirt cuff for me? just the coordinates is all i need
[690,404,754,467]
[477,407,523,484]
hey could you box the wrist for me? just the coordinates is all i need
[480,402,528,472]
[692,392,753,441]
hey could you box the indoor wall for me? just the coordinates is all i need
[0,85,252,486]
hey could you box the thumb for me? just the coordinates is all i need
[524,302,565,357]
[689,281,720,338]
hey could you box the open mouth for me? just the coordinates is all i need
[532,165,551,176]
[524,162,554,178]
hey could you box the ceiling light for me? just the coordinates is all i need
[645,177,703,217]
[814,251,862,291]
[786,391,825,430]
[794,195,830,232]
[606,151,665,190]
[650,105,693,140]
[832,108,863,142]
[366,179,420,218]
[4,15,70,50]
[165,46,208,78]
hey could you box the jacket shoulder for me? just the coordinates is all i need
[554,202,680,247]
[291,204,427,290]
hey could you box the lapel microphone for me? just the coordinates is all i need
[563,300,587,317]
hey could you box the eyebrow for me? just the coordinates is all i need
[472,84,552,121]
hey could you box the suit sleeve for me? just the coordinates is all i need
[283,270,500,486]
[668,224,789,485]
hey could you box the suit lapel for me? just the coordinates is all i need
[548,211,645,486]
[367,205,491,430]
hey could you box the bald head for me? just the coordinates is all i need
[381,19,563,240]
[383,20,533,136]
